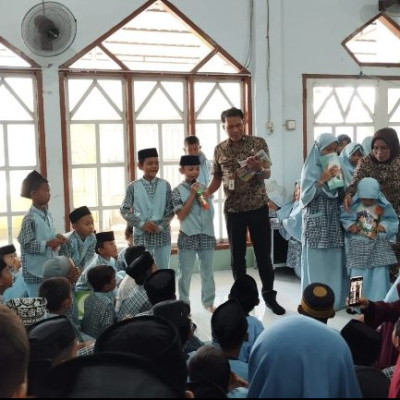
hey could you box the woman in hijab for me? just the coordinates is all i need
[300,133,347,310]
[337,133,352,155]
[362,136,373,156]
[247,315,362,398]
[344,127,400,215]
[276,180,302,278]
[339,142,364,189]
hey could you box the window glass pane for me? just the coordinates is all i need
[0,85,32,120]
[162,124,184,160]
[356,126,374,144]
[356,87,375,114]
[0,125,4,166]
[11,215,24,246]
[134,81,157,111]
[98,80,123,112]
[335,87,354,112]
[101,167,125,206]
[389,88,400,116]
[0,43,31,67]
[68,79,93,111]
[195,123,218,161]
[136,89,181,120]
[343,15,400,65]
[315,96,343,123]
[102,209,125,246]
[72,86,121,120]
[194,82,216,112]
[313,87,332,114]
[219,82,241,107]
[0,171,6,212]
[9,170,32,212]
[135,124,158,155]
[70,124,96,164]
[163,165,181,189]
[100,124,125,163]
[70,47,122,71]
[7,124,36,166]
[72,168,98,208]
[345,96,373,123]
[197,89,233,120]
[390,100,400,123]
[4,77,34,112]
[0,217,8,247]
[198,53,239,73]
[161,82,184,111]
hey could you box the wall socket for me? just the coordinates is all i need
[266,121,274,133]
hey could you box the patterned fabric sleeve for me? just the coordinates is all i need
[120,182,144,228]
[211,145,222,178]
[160,181,174,230]
[17,212,46,254]
[172,187,184,213]
[346,157,370,198]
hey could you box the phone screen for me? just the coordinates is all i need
[348,276,363,306]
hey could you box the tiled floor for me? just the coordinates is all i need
[188,266,354,342]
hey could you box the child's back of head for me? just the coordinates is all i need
[188,344,230,392]
[87,265,115,292]
[144,269,176,305]
[228,274,260,314]
[39,277,71,314]
[0,305,29,398]
[211,299,248,351]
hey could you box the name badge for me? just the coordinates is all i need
[228,179,235,190]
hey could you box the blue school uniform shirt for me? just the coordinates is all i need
[18,205,57,284]
[81,291,115,339]
[117,284,152,321]
[76,254,124,292]
[59,231,96,271]
[120,177,173,248]
[172,181,216,251]
[238,315,264,363]
[197,151,211,186]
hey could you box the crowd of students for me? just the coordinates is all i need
[3,113,400,396]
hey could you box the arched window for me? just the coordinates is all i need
[60,0,251,245]
[0,37,45,246]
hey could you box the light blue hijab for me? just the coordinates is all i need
[277,180,302,241]
[361,136,373,155]
[247,316,362,398]
[339,142,364,188]
[300,133,339,207]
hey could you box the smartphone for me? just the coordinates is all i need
[348,276,363,307]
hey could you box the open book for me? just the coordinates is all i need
[319,153,344,190]
[237,149,272,182]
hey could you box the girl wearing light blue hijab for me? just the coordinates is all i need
[361,136,373,155]
[339,142,364,189]
[341,177,398,301]
[277,181,302,278]
[247,315,362,398]
[300,133,347,310]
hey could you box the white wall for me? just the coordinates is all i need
[0,0,399,230]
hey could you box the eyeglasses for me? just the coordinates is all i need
[372,146,390,152]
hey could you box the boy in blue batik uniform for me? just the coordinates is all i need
[17,170,67,297]
[184,136,210,186]
[76,231,123,292]
[0,244,27,302]
[59,206,96,272]
[81,265,116,339]
[228,274,264,363]
[120,148,174,269]
[172,155,216,312]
